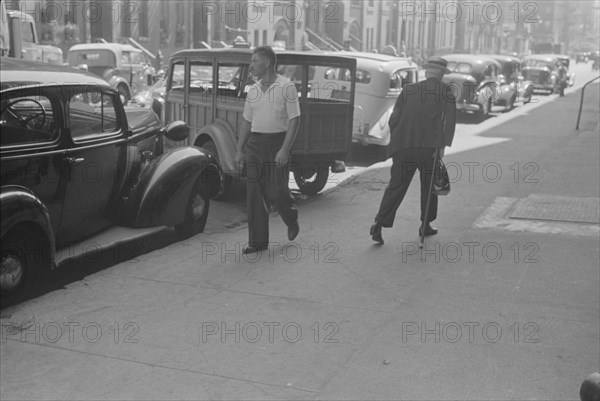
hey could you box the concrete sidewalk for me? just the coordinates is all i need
[1,84,599,400]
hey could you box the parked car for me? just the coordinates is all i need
[161,48,357,197]
[484,54,535,107]
[311,51,418,150]
[131,75,166,113]
[1,58,223,305]
[441,54,503,120]
[67,43,156,104]
[521,54,575,94]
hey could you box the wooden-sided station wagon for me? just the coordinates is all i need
[161,48,357,196]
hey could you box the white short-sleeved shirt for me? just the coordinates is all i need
[243,74,301,133]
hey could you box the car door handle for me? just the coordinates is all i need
[64,157,85,165]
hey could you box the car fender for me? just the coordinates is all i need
[494,84,515,105]
[107,75,130,93]
[120,147,223,227]
[516,80,535,100]
[1,186,55,266]
[366,105,393,146]
[194,119,237,174]
[476,81,499,104]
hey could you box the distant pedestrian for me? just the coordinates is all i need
[370,56,456,244]
[235,46,301,254]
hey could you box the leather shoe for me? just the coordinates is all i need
[288,221,299,241]
[242,245,267,254]
[418,223,438,237]
[370,223,384,244]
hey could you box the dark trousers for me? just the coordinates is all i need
[245,132,298,247]
[375,148,437,227]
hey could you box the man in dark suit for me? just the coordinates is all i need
[370,56,456,244]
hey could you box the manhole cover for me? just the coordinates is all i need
[508,194,600,224]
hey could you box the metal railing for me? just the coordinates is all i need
[305,28,338,51]
[576,75,600,130]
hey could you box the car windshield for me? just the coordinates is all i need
[68,49,117,68]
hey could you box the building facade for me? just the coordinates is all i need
[7,0,596,66]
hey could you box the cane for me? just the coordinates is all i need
[419,149,439,249]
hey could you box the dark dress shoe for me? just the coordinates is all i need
[288,221,299,241]
[370,223,384,244]
[419,223,438,237]
[242,245,267,254]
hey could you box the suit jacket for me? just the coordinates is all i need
[388,78,456,155]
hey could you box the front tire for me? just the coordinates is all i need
[1,228,41,306]
[504,96,515,112]
[293,162,329,196]
[175,179,210,239]
[476,98,491,122]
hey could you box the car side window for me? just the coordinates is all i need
[188,62,213,95]
[68,90,120,142]
[217,64,244,98]
[169,62,185,93]
[0,94,57,146]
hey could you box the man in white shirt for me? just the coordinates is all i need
[235,46,301,254]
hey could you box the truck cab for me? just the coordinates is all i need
[0,2,63,65]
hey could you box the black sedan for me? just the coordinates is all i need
[1,58,223,305]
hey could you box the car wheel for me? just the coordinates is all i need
[293,162,329,196]
[476,99,491,121]
[117,84,130,105]
[200,139,232,200]
[175,179,210,239]
[1,228,40,306]
[505,96,515,112]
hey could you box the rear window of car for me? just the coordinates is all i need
[68,50,117,67]
[322,68,370,84]
[1,93,58,147]
[523,59,554,69]
[455,62,473,74]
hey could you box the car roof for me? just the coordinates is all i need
[326,51,417,70]
[482,54,520,63]
[523,54,566,61]
[68,43,141,53]
[170,48,357,67]
[442,54,501,65]
[0,57,112,90]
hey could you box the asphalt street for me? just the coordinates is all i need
[1,62,599,400]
